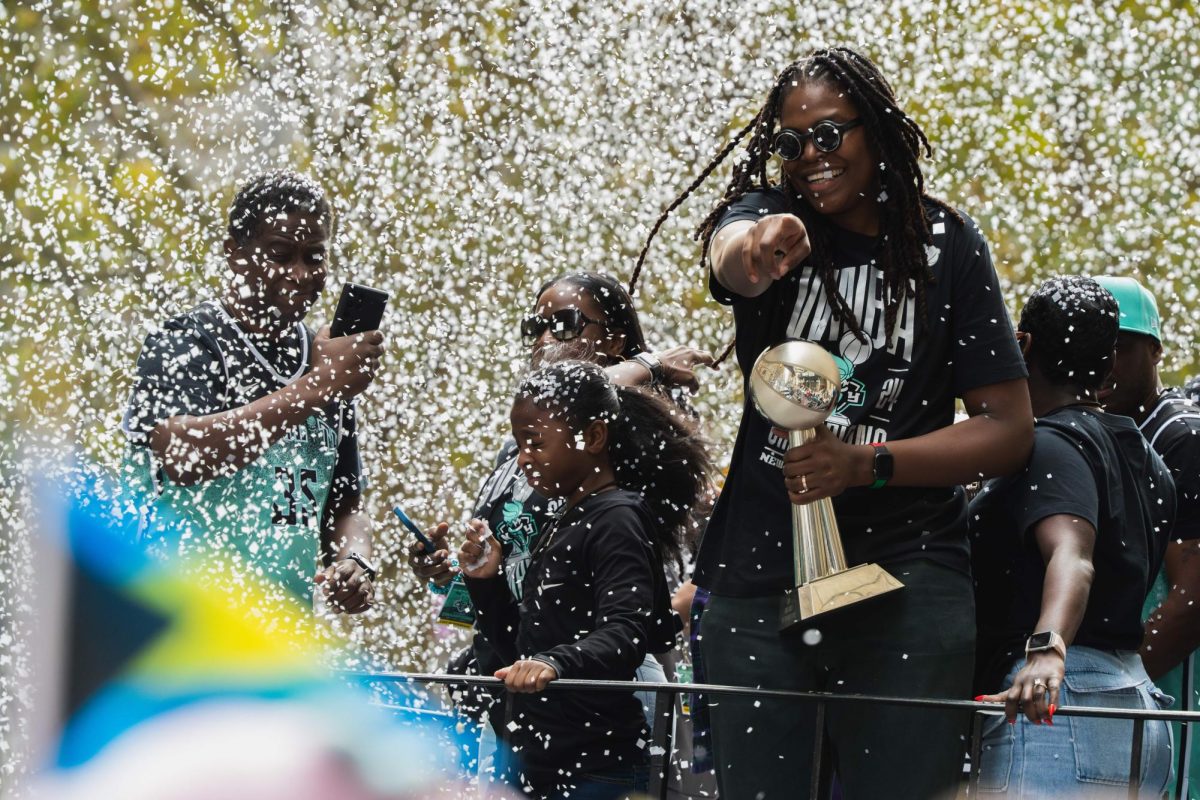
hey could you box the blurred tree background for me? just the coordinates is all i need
[2,0,1198,783]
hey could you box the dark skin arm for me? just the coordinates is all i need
[316,491,374,615]
[605,345,716,393]
[148,327,384,486]
[980,514,1096,724]
[1141,539,1200,679]
[783,377,1033,502]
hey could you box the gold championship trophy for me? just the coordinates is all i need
[749,340,904,629]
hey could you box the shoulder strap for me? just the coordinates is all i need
[1141,395,1200,449]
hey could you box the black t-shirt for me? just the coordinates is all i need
[465,488,675,784]
[121,299,362,502]
[695,189,1027,597]
[1138,389,1200,542]
[462,440,565,677]
[970,407,1176,690]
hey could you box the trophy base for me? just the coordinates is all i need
[780,563,904,629]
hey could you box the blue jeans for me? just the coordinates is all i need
[634,653,667,728]
[979,647,1173,797]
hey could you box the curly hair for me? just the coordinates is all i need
[1018,276,1119,391]
[228,170,332,245]
[517,361,712,561]
[633,46,962,348]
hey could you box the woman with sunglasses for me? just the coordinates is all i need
[406,272,712,786]
[634,47,1034,799]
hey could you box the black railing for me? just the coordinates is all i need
[347,671,1200,800]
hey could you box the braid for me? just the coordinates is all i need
[635,47,969,351]
[629,116,758,298]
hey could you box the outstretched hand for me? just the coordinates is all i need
[740,214,811,285]
[655,346,716,393]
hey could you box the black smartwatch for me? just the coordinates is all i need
[343,552,378,581]
[631,352,665,385]
[869,442,894,489]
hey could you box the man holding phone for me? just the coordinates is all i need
[122,170,384,614]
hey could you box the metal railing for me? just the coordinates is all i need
[347,670,1200,800]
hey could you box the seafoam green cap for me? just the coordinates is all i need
[1091,275,1161,342]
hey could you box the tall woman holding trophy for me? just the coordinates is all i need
[636,47,1034,798]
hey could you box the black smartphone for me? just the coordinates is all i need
[330,282,389,337]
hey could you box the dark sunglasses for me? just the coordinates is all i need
[521,308,606,344]
[772,118,863,161]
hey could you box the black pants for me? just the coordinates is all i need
[701,560,975,800]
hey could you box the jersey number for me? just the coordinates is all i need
[273,467,318,527]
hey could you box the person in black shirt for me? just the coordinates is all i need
[1091,274,1200,796]
[1090,276,1200,679]
[459,361,712,800]
[972,276,1175,796]
[633,47,1033,799]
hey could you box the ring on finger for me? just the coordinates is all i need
[801,475,809,492]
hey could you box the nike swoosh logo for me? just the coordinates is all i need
[540,582,565,590]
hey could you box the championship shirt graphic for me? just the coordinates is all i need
[756,248,941,470]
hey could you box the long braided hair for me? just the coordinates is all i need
[632,47,962,348]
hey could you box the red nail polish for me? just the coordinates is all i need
[973,695,985,702]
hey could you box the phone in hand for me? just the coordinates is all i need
[393,505,438,555]
[330,282,389,337]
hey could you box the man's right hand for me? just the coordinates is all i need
[309,325,385,402]
[407,521,456,588]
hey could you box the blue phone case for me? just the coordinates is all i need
[393,505,437,554]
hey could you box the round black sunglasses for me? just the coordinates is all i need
[772,118,863,161]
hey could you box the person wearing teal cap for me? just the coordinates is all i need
[1094,273,1200,799]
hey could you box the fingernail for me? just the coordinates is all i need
[973,695,985,702]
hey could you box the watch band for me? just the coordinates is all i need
[344,551,378,581]
[631,352,665,385]
[1025,630,1067,660]
[869,442,894,489]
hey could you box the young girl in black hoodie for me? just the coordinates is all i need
[460,360,711,800]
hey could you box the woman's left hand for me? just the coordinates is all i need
[782,426,869,504]
[978,652,1064,725]
[495,659,558,693]
[654,346,715,393]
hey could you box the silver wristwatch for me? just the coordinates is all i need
[344,551,378,581]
